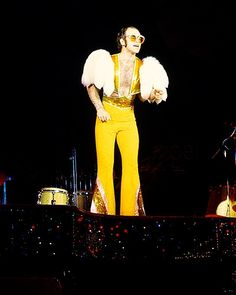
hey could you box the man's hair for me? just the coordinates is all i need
[116,26,138,50]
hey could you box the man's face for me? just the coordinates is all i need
[123,27,145,54]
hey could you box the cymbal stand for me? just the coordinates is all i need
[70,147,78,200]
[223,150,230,217]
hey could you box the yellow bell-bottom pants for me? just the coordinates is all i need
[90,101,145,216]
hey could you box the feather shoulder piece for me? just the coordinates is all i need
[139,56,169,102]
[81,49,115,96]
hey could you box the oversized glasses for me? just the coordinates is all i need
[126,34,145,44]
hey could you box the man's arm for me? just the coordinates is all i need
[86,84,111,122]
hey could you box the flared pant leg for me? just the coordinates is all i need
[117,120,145,216]
[90,118,116,214]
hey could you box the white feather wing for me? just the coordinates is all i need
[140,57,169,101]
[81,49,114,96]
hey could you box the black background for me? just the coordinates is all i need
[1,0,235,215]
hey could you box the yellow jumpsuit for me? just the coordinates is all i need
[90,54,146,216]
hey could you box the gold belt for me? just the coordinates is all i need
[103,96,134,108]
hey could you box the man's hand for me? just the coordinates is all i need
[97,108,111,122]
[148,88,164,103]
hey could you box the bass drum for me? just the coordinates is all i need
[37,187,69,205]
[71,190,92,211]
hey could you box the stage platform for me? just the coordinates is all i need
[0,204,235,294]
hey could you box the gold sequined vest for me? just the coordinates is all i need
[103,54,143,107]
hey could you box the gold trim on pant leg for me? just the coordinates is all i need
[136,186,146,216]
[90,178,108,214]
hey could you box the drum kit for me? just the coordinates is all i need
[37,147,94,211]
[37,187,92,211]
[210,126,236,217]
